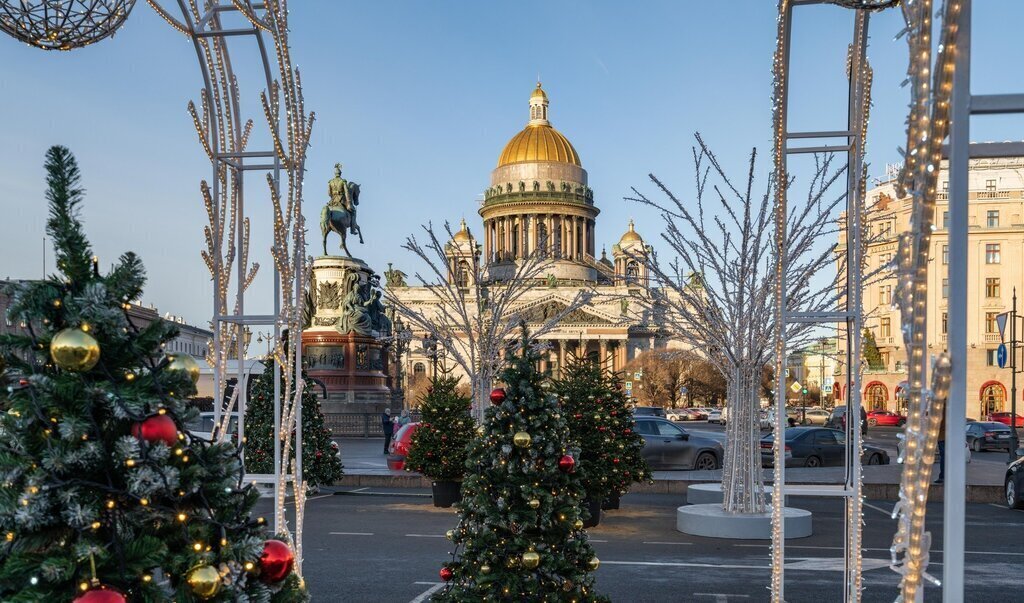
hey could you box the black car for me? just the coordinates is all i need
[760,427,889,468]
[1006,454,1024,509]
[633,417,723,470]
[824,405,867,436]
[966,421,1013,451]
[633,406,667,418]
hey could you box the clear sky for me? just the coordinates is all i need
[2,1,1022,328]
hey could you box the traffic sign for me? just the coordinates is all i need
[997,343,1009,369]
[625,381,633,390]
[680,386,688,396]
[634,372,643,380]
[823,384,833,393]
[789,381,802,393]
[997,312,1010,343]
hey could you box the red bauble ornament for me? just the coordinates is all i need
[74,588,127,603]
[615,383,623,390]
[624,428,632,434]
[259,539,295,583]
[315,451,323,458]
[489,388,506,405]
[613,458,620,464]
[440,567,454,581]
[131,414,178,446]
[558,454,576,473]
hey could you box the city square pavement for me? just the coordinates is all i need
[259,489,1024,603]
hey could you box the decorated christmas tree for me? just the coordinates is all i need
[404,375,474,482]
[436,324,607,602]
[0,146,307,602]
[244,364,343,489]
[555,356,651,509]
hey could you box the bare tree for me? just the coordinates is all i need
[628,133,847,514]
[385,221,593,421]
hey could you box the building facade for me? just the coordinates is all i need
[836,157,1024,418]
[391,84,681,391]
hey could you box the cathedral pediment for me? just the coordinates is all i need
[517,297,615,325]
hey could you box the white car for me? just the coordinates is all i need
[895,437,971,465]
[185,411,239,442]
[707,407,728,425]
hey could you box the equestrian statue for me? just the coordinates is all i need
[321,162,364,256]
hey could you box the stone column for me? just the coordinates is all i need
[526,214,534,256]
[559,340,568,378]
[599,341,608,372]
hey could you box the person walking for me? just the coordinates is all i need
[936,408,947,484]
[381,407,393,454]
[398,409,411,428]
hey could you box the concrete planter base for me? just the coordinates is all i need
[676,503,812,539]
[686,483,778,505]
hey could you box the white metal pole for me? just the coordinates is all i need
[944,0,970,598]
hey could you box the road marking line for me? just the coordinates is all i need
[863,502,892,516]
[409,582,445,603]
[643,541,694,545]
[306,494,333,501]
[349,487,368,493]
[602,560,766,570]
[694,595,750,601]
[329,532,373,536]
[406,533,446,538]
[589,539,608,543]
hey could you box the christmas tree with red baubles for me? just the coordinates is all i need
[435,324,607,602]
[0,146,307,602]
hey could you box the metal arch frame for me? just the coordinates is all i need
[772,2,878,601]
[147,0,306,551]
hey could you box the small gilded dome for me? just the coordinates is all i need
[496,82,581,168]
[453,218,472,242]
[619,220,643,244]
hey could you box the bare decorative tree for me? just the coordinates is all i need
[629,134,847,514]
[386,222,593,421]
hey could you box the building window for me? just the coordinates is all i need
[880,317,891,338]
[987,349,999,366]
[942,245,949,264]
[456,260,470,288]
[942,312,948,334]
[879,285,891,305]
[413,362,426,382]
[865,383,888,410]
[626,260,640,280]
[981,382,1005,416]
[986,179,997,192]
[986,312,999,334]
[986,277,1001,298]
[880,222,892,237]
[943,181,949,191]
[986,243,1001,264]
[943,211,949,228]
[987,210,1000,228]
[942,278,949,299]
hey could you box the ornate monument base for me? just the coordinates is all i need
[303,255,391,414]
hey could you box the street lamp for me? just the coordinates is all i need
[382,315,413,410]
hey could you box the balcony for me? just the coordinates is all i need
[978,190,1011,200]
[985,333,1001,344]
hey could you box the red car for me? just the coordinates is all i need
[866,410,906,427]
[987,412,1024,428]
[386,422,421,470]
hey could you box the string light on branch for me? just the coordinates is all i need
[0,1,137,51]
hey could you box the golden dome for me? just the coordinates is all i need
[453,218,472,242]
[496,83,581,168]
[619,220,642,244]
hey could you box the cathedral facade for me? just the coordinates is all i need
[390,84,678,389]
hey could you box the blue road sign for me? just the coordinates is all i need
[997,343,1009,369]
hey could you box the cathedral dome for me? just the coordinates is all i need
[452,218,472,242]
[619,220,643,244]
[496,83,581,168]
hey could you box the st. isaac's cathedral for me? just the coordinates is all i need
[391,83,681,383]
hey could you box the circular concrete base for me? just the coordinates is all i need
[676,504,812,539]
[686,483,776,506]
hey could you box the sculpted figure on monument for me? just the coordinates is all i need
[336,272,373,336]
[317,281,342,310]
[320,163,364,257]
[365,289,391,336]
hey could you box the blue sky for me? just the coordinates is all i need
[2,1,1022,326]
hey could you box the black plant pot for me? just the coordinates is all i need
[431,479,462,508]
[601,492,620,511]
[582,496,602,528]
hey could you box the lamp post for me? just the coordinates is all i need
[1010,289,1020,461]
[423,334,440,379]
[384,315,413,411]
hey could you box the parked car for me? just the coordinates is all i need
[633,417,723,470]
[666,408,696,422]
[707,407,728,425]
[967,421,1014,451]
[798,409,831,426]
[689,408,711,420]
[867,410,907,427]
[1005,454,1024,509]
[760,427,889,468]
[185,412,239,442]
[896,436,971,464]
[987,412,1024,428]
[633,406,667,418]
[824,405,867,436]
[386,422,421,470]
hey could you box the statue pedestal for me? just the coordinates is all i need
[303,255,391,414]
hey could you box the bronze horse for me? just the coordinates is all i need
[320,182,363,256]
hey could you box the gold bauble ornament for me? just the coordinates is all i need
[586,557,600,571]
[521,551,540,569]
[186,565,222,599]
[446,529,455,540]
[513,431,531,448]
[480,564,491,575]
[50,328,100,372]
[573,519,584,530]
[528,498,540,509]
[167,354,201,384]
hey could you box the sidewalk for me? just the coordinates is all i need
[333,437,1008,503]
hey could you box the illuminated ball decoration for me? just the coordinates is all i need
[186,565,221,599]
[439,567,454,581]
[0,1,137,51]
[73,588,127,603]
[259,539,295,583]
[480,564,491,575]
[167,353,201,385]
[131,414,178,446]
[586,557,600,571]
[50,328,100,372]
[512,431,531,448]
[528,498,540,509]
[489,388,506,405]
[522,551,540,569]
[558,454,576,473]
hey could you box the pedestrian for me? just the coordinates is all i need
[381,407,393,454]
[936,408,946,484]
[398,409,411,427]
[860,405,868,437]
[787,416,798,428]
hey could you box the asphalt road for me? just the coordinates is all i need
[262,489,1024,603]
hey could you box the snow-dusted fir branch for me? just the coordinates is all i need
[386,221,593,421]
[627,133,848,514]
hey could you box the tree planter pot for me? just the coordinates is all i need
[431,479,462,508]
[601,492,620,511]
[582,496,602,528]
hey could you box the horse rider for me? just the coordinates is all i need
[328,163,358,236]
